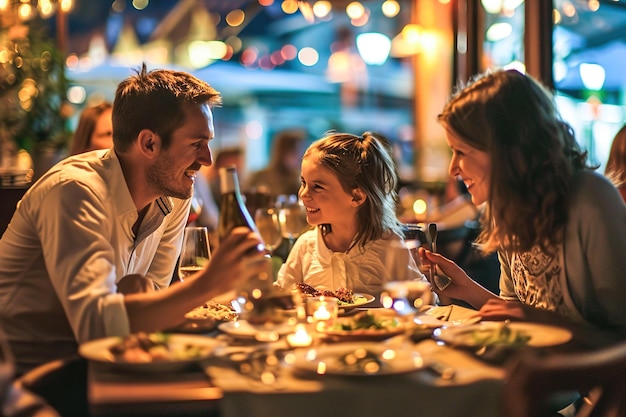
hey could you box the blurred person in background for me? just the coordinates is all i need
[604,124,626,203]
[204,147,246,205]
[68,101,113,156]
[248,128,307,200]
[421,69,626,344]
[0,65,266,375]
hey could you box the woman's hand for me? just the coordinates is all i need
[477,299,527,321]
[419,247,497,308]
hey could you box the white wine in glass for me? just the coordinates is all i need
[178,226,211,282]
[278,198,308,240]
[254,208,282,253]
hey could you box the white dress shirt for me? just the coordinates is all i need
[0,149,190,374]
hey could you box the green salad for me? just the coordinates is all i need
[332,311,400,331]
[469,324,531,347]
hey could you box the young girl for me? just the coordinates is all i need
[275,131,426,299]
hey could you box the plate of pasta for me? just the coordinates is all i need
[171,301,239,333]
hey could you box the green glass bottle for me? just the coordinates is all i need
[217,166,258,242]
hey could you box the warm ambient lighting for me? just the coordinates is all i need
[286,324,313,347]
[485,22,512,42]
[0,0,74,20]
[356,32,391,65]
[481,0,525,14]
[390,23,423,57]
[579,63,606,91]
[381,0,400,17]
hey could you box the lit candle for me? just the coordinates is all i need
[286,324,313,347]
[313,304,331,321]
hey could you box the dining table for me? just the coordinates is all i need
[84,303,572,417]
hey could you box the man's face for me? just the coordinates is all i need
[147,103,214,200]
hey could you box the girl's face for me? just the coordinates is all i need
[445,129,491,205]
[298,154,362,228]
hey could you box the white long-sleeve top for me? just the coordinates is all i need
[0,149,190,374]
[276,227,426,301]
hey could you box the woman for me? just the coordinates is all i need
[421,69,626,341]
[68,102,113,155]
[604,124,626,202]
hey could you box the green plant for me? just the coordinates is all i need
[0,18,71,153]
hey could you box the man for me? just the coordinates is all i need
[0,65,266,375]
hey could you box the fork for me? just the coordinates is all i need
[428,223,453,291]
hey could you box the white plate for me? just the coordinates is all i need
[337,293,375,309]
[415,310,481,328]
[292,342,426,376]
[79,333,220,373]
[322,310,406,341]
[217,320,294,339]
[434,321,572,348]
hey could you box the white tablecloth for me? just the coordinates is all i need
[205,338,505,417]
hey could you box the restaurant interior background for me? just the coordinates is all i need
[1,0,625,210]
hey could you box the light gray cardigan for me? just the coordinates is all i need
[499,170,626,337]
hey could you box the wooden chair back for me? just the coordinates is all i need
[502,341,626,417]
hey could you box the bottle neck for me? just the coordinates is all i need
[219,168,240,195]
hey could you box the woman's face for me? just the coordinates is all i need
[90,108,113,151]
[445,129,491,205]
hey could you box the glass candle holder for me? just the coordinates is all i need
[286,323,313,348]
[306,296,338,331]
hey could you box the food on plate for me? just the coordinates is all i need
[294,282,355,304]
[331,310,401,332]
[108,332,211,363]
[466,323,531,347]
[185,301,238,322]
[338,348,384,374]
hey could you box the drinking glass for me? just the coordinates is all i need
[277,196,308,241]
[254,208,282,253]
[178,226,211,282]
[380,238,434,322]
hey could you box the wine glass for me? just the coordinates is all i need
[178,226,211,282]
[277,196,308,241]
[380,239,434,324]
[254,208,282,253]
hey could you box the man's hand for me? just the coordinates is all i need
[198,227,268,296]
[117,274,156,295]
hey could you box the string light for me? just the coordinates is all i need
[0,0,73,21]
